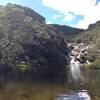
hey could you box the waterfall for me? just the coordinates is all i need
[70,56,81,81]
[68,43,91,82]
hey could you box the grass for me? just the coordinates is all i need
[86,60,100,69]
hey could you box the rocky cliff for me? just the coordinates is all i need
[0,3,99,80]
[0,4,71,80]
[74,21,100,69]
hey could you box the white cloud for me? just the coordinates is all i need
[53,14,62,19]
[46,21,52,24]
[42,0,100,29]
[63,13,75,22]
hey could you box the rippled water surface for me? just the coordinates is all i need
[0,69,100,100]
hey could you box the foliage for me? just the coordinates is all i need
[87,60,100,69]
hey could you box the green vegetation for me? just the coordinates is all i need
[73,21,100,70]
[87,60,100,69]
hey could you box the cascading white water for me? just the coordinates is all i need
[68,43,91,81]
[69,43,89,81]
[70,56,81,81]
[68,44,82,81]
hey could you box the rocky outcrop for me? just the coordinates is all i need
[0,4,70,80]
[0,3,99,80]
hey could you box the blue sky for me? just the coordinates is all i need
[0,0,100,29]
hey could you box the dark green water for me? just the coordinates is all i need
[68,69,100,100]
[0,69,100,100]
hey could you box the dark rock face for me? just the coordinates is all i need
[0,4,71,80]
[21,41,68,66]
[17,37,70,80]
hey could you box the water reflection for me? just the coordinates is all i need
[0,69,99,100]
[56,69,100,100]
[56,90,91,100]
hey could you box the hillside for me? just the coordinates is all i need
[0,3,99,80]
[74,21,100,68]
[0,3,71,80]
[48,24,84,41]
[49,19,100,68]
